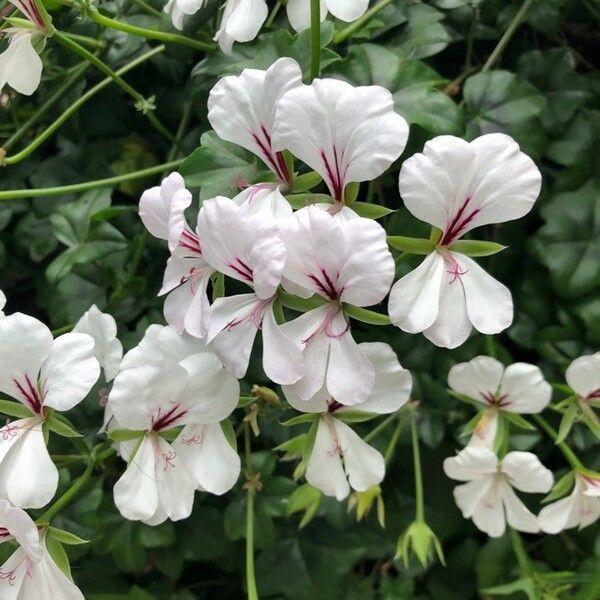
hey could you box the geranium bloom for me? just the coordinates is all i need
[164,0,205,30]
[109,325,240,524]
[284,342,411,500]
[279,207,395,405]
[274,78,408,203]
[286,0,369,33]
[389,134,541,348]
[140,172,214,338]
[214,0,268,54]
[0,313,99,508]
[448,356,551,449]
[198,196,303,384]
[208,58,302,218]
[538,472,600,533]
[0,0,48,96]
[566,352,600,402]
[0,499,83,598]
[443,447,553,537]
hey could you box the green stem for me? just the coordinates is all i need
[90,10,215,51]
[265,1,281,27]
[51,323,74,336]
[532,414,584,470]
[509,528,534,578]
[2,45,166,166]
[364,412,397,443]
[333,0,393,44]
[481,0,534,72]
[384,416,404,465]
[130,0,162,18]
[309,0,321,81]
[3,61,90,152]
[37,460,94,523]
[411,411,425,522]
[53,31,174,142]
[0,159,183,200]
[62,31,106,49]
[244,422,259,600]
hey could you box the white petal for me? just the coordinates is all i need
[223,0,268,43]
[281,384,330,413]
[73,305,123,382]
[499,481,540,533]
[174,423,240,494]
[388,253,445,333]
[500,363,551,414]
[176,0,205,15]
[501,451,553,493]
[156,323,209,363]
[261,301,304,385]
[305,418,349,500]
[538,479,582,534]
[0,33,42,96]
[448,355,505,406]
[0,548,29,598]
[274,79,408,201]
[286,0,326,32]
[336,419,385,491]
[326,0,369,22]
[565,352,600,399]
[0,289,6,315]
[453,476,495,519]
[165,0,186,30]
[443,446,498,482]
[467,409,499,450]
[0,499,42,561]
[36,540,85,599]
[470,479,507,537]
[40,333,100,412]
[232,186,293,219]
[114,436,159,522]
[0,313,52,410]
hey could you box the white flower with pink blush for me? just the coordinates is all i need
[286,0,369,33]
[279,206,395,405]
[274,77,408,205]
[389,134,541,348]
[0,313,99,509]
[443,447,553,537]
[214,0,268,54]
[448,356,551,449]
[208,57,302,219]
[0,500,84,599]
[539,472,600,534]
[198,196,304,384]
[140,172,214,339]
[109,325,240,524]
[284,342,411,500]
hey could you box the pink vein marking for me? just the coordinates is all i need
[439,196,481,246]
[308,268,339,301]
[586,389,600,399]
[228,258,254,283]
[320,146,346,202]
[249,126,289,183]
[13,374,43,414]
[480,391,510,408]
[12,0,44,28]
[151,404,188,431]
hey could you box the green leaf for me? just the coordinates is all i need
[387,236,435,255]
[542,470,575,504]
[180,131,269,200]
[481,577,537,599]
[448,240,507,257]
[395,3,451,59]
[334,411,379,424]
[282,414,319,427]
[47,526,89,546]
[347,201,396,219]
[220,419,237,452]
[291,171,322,193]
[45,535,72,580]
[343,305,391,326]
[108,428,146,442]
[46,415,82,438]
[0,399,34,419]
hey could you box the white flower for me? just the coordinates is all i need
[198,196,304,384]
[274,78,408,203]
[389,134,541,349]
[280,206,395,405]
[566,352,600,401]
[538,473,600,534]
[214,0,268,54]
[208,58,302,218]
[0,31,43,96]
[0,290,5,316]
[0,500,83,598]
[284,342,411,500]
[0,313,99,508]
[164,0,206,30]
[73,305,123,382]
[443,447,553,537]
[448,356,552,449]
[109,325,240,524]
[286,0,369,33]
[140,172,214,338]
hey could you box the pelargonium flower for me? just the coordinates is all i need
[539,472,600,534]
[164,0,206,30]
[0,499,83,598]
[214,0,268,54]
[389,134,541,348]
[208,57,302,218]
[284,342,411,500]
[443,447,553,537]
[109,325,240,524]
[448,355,551,449]
[198,196,303,384]
[566,352,600,403]
[274,77,408,204]
[279,206,395,405]
[0,313,99,508]
[140,172,214,338]
[286,0,369,33]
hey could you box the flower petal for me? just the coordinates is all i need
[501,451,553,493]
[232,186,293,219]
[0,33,42,96]
[538,479,582,534]
[443,447,498,482]
[448,355,505,406]
[0,499,42,561]
[34,539,85,599]
[470,480,506,537]
[286,0,326,32]
[326,0,369,21]
[499,481,540,533]
[453,476,495,519]
[500,362,551,414]
[565,352,600,399]
[214,0,268,54]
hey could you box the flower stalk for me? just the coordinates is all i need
[309,0,321,81]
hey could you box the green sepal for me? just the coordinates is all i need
[542,470,575,504]
[447,390,483,409]
[430,227,442,244]
[347,201,396,219]
[238,395,257,408]
[0,399,35,419]
[45,535,72,580]
[287,483,322,529]
[334,410,379,424]
[460,412,483,437]
[279,291,325,312]
[344,182,360,203]
[301,419,319,464]
[282,413,319,427]
[290,171,322,193]
[47,526,89,545]
[286,193,332,209]
[272,298,285,325]
[46,415,82,438]
[502,412,536,431]
[493,415,509,457]
[108,428,146,442]
[211,272,225,301]
[447,239,507,257]
[220,419,237,451]
[387,236,435,255]
[273,434,305,457]
[343,304,391,326]
[158,426,182,442]
[556,402,579,444]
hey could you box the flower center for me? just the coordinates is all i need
[438,196,481,246]
[151,403,188,432]
[12,374,44,414]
